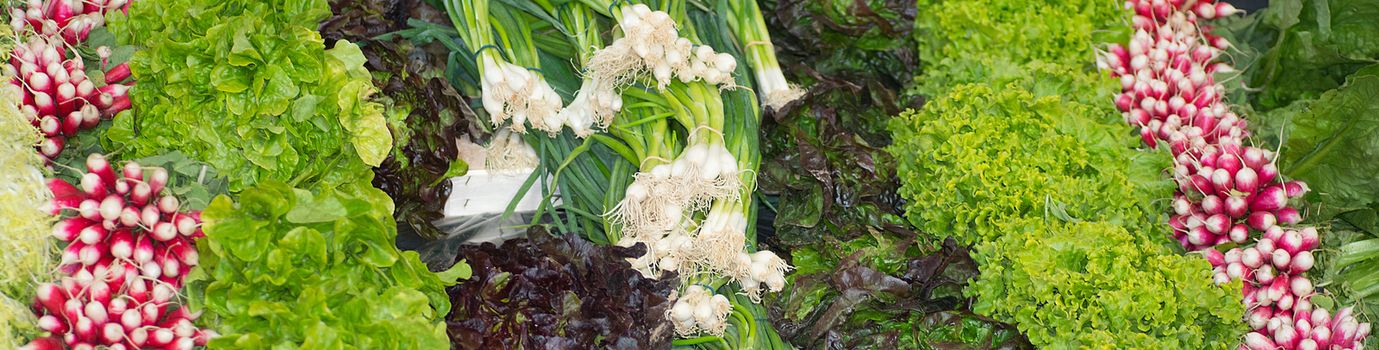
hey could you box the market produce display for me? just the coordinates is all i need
[2,0,1377,349]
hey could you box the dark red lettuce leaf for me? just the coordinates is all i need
[445,228,677,350]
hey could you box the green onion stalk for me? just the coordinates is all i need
[724,0,803,111]
[445,0,564,136]
[570,1,789,343]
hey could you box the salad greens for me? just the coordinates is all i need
[0,62,53,349]
[321,0,480,239]
[890,77,1245,348]
[446,228,676,349]
[191,180,466,348]
[106,0,392,192]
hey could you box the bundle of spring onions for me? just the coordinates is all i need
[442,0,796,346]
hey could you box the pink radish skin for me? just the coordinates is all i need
[1299,227,1320,250]
[1271,249,1291,269]
[1291,251,1315,274]
[1248,211,1276,231]
[134,235,155,263]
[1276,207,1301,225]
[152,222,177,241]
[158,195,179,214]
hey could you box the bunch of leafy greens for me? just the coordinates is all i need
[191,180,466,348]
[909,0,1129,99]
[1216,0,1379,111]
[1217,2,1379,345]
[105,0,392,192]
[889,69,1171,246]
[754,0,1033,347]
[889,80,1245,348]
[445,228,676,350]
[969,219,1244,348]
[320,0,479,239]
[0,63,53,348]
[1249,65,1379,221]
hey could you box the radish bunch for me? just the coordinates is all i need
[6,33,132,160]
[24,154,211,349]
[8,0,130,45]
[1209,228,1372,349]
[1101,1,1371,349]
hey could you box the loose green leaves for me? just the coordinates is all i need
[191,181,464,349]
[106,0,391,192]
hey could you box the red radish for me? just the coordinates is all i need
[1291,251,1315,274]
[80,173,107,196]
[1248,211,1276,231]
[119,206,141,228]
[122,162,142,181]
[1200,195,1222,214]
[98,194,124,221]
[149,168,169,194]
[1271,249,1291,269]
[37,314,67,333]
[108,229,135,259]
[1256,264,1276,284]
[1276,207,1301,225]
[152,222,178,241]
[89,280,112,304]
[120,308,140,331]
[1299,227,1319,250]
[158,195,180,214]
[1284,180,1309,198]
[1280,230,1304,255]
[131,182,152,206]
[175,215,198,236]
[53,218,92,241]
[107,298,127,317]
[1228,224,1249,243]
[85,300,108,324]
[20,337,63,350]
[1242,248,1263,268]
[134,235,155,263]
[1202,213,1228,233]
[1292,275,1315,296]
[102,322,124,344]
[105,62,130,83]
[129,327,148,347]
[141,205,162,228]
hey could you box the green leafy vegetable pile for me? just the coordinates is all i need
[192,180,463,348]
[0,65,54,349]
[755,0,1031,348]
[890,71,1170,246]
[886,0,1249,346]
[106,0,392,192]
[890,78,1245,348]
[909,0,1128,98]
[321,0,480,239]
[445,228,675,349]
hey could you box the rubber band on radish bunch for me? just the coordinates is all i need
[26,154,211,349]
[1100,1,1371,348]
